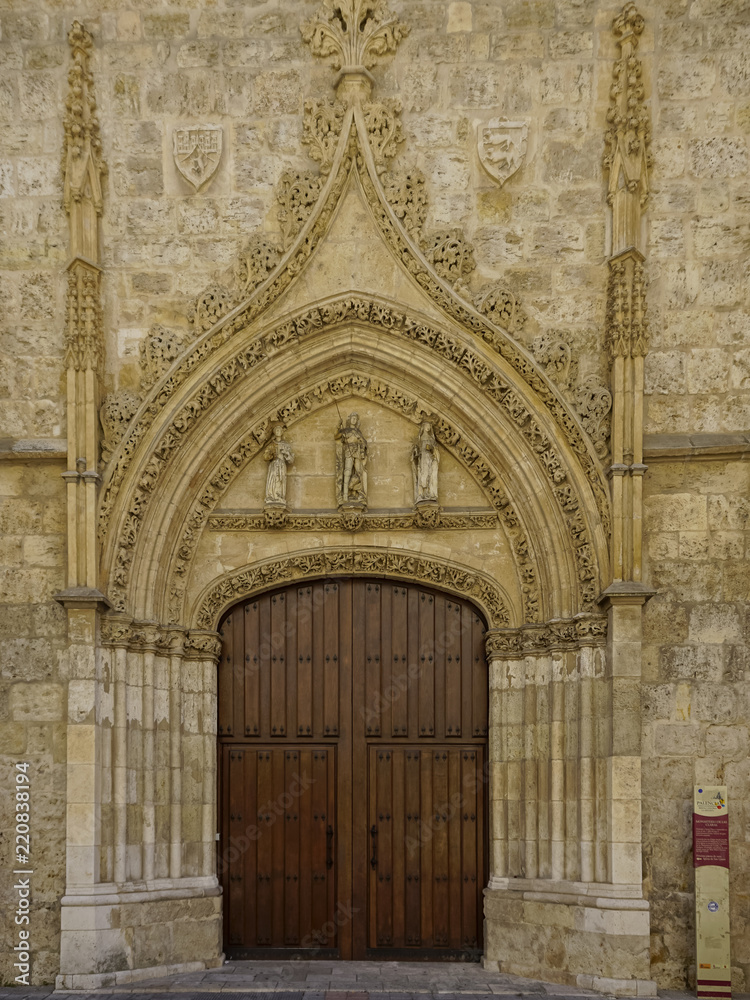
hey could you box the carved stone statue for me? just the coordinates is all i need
[264,425,294,507]
[335,412,368,507]
[411,420,439,505]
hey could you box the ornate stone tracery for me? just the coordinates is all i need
[98,300,604,623]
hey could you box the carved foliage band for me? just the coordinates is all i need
[208,510,499,532]
[195,549,509,631]
[485,615,608,657]
[100,617,222,660]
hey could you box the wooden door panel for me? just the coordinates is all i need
[218,578,488,961]
[219,745,336,956]
[367,745,485,957]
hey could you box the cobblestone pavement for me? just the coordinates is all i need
[2,963,746,1000]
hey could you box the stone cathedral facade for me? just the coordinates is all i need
[0,0,748,993]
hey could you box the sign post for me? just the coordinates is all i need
[693,785,731,999]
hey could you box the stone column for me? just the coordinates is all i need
[483,616,656,996]
[56,620,224,989]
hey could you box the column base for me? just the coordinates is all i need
[484,878,657,997]
[56,877,222,990]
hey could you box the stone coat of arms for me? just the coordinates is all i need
[172,125,223,190]
[478,118,528,186]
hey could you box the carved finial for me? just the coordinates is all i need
[603,3,651,255]
[301,0,409,75]
[63,21,106,221]
[613,1,645,41]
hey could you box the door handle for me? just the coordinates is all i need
[326,825,334,870]
[370,824,378,870]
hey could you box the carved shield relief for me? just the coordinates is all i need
[478,118,528,186]
[172,125,223,190]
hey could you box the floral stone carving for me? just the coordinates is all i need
[303,99,346,175]
[363,100,404,172]
[574,376,613,460]
[420,229,476,287]
[531,331,577,390]
[140,324,187,391]
[474,283,526,339]
[277,169,324,247]
[301,0,409,71]
[236,236,283,296]
[196,548,508,631]
[382,167,427,235]
[189,283,234,335]
[100,390,142,464]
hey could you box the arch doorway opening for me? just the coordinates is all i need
[217,578,489,960]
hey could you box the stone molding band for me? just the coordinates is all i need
[207,508,499,531]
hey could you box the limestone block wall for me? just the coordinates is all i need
[642,457,750,991]
[0,460,68,983]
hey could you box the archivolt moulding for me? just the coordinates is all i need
[102,300,605,624]
[192,547,511,632]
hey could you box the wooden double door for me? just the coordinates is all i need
[218,578,488,960]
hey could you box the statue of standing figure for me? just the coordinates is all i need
[335,412,368,507]
[411,420,439,504]
[264,425,294,507]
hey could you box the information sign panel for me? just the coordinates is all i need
[694,785,731,999]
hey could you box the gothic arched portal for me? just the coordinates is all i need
[217,578,488,959]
